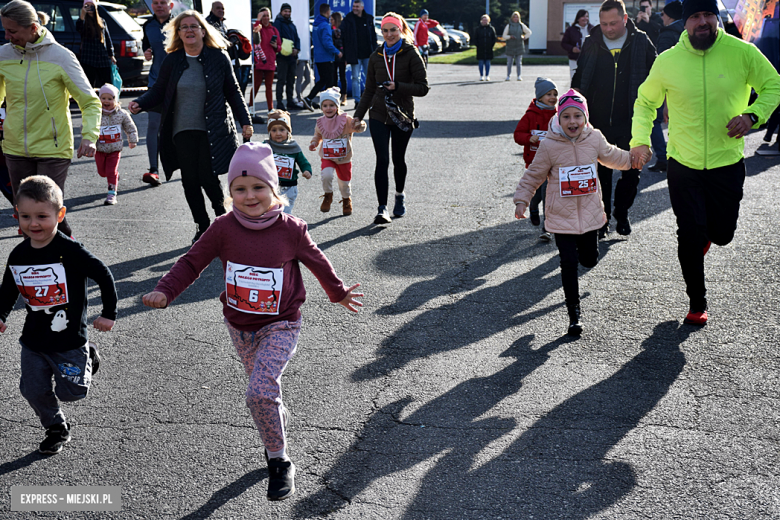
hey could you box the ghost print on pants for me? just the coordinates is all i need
[226,318,301,453]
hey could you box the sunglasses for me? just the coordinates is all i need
[559,94,584,106]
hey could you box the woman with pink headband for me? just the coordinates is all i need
[354,12,429,224]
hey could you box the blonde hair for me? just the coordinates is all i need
[482,14,491,22]
[0,0,39,27]
[381,11,414,44]
[510,11,521,23]
[36,10,49,25]
[165,10,226,53]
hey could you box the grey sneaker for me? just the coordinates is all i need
[374,205,391,224]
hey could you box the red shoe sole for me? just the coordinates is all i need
[684,311,708,326]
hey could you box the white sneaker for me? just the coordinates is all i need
[485,76,490,81]
[505,76,510,81]
[479,76,484,81]
[518,76,523,81]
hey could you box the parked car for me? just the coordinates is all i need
[0,0,150,86]
[444,26,470,49]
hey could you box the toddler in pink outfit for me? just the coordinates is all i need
[96,84,137,205]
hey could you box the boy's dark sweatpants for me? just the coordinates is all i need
[554,230,599,308]
[20,343,93,429]
[666,157,745,312]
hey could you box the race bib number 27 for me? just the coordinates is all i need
[559,163,598,197]
[225,261,283,315]
[10,263,69,310]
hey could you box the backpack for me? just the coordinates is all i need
[227,29,252,60]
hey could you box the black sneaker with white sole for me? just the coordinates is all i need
[267,458,296,501]
[39,423,71,455]
[301,98,314,112]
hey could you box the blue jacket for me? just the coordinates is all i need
[273,14,301,61]
[142,14,172,88]
[312,14,339,63]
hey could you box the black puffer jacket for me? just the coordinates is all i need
[473,24,497,60]
[571,20,656,142]
[355,40,429,125]
[134,46,251,179]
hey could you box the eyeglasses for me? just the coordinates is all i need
[559,94,584,106]
[179,24,202,32]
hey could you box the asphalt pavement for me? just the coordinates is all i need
[0,63,778,519]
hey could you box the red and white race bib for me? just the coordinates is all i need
[559,163,598,197]
[274,154,294,180]
[10,263,69,310]
[0,107,5,132]
[225,261,283,315]
[99,124,121,144]
[530,129,547,152]
[323,138,347,159]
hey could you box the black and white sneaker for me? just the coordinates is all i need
[39,423,71,455]
[374,206,391,224]
[301,98,314,112]
[88,342,100,376]
[267,458,296,501]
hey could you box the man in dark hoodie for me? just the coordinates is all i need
[647,0,684,172]
[273,3,301,111]
[572,0,656,238]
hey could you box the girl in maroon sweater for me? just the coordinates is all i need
[514,78,558,241]
[142,142,362,501]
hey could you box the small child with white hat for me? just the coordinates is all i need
[309,87,366,216]
[95,83,138,205]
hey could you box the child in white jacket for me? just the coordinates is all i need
[96,84,138,205]
[513,89,640,336]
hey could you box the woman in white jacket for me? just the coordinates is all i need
[502,11,531,81]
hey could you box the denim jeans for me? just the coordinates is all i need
[650,107,667,163]
[478,59,491,77]
[279,185,298,214]
[350,58,370,100]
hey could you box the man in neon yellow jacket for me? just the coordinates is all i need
[0,0,101,236]
[630,0,780,326]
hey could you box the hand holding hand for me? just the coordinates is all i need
[726,114,753,139]
[142,291,168,308]
[302,171,312,179]
[515,203,527,220]
[242,125,253,141]
[128,101,141,114]
[77,139,96,158]
[630,145,651,170]
[93,317,115,332]
[338,283,363,313]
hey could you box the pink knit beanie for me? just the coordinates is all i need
[557,89,589,120]
[99,83,119,99]
[227,142,278,191]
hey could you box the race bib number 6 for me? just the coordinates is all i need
[225,261,283,315]
[10,263,69,310]
[559,163,598,197]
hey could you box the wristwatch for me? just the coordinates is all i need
[747,113,759,125]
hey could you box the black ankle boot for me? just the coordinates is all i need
[567,304,583,336]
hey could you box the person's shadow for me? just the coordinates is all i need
[292,334,575,518]
[402,320,691,519]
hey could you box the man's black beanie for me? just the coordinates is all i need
[682,0,719,22]
[663,1,683,20]
[280,3,291,11]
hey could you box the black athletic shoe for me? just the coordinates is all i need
[615,216,632,236]
[39,423,71,455]
[392,194,406,217]
[648,161,668,172]
[88,342,100,376]
[267,458,296,501]
[301,98,314,112]
[567,305,583,336]
[598,222,610,239]
[374,206,391,224]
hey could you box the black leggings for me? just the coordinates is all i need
[305,62,336,101]
[554,230,600,308]
[174,130,226,229]
[368,118,414,207]
[335,60,346,96]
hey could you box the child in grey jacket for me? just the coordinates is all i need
[96,84,138,205]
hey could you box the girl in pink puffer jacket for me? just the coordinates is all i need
[513,89,631,336]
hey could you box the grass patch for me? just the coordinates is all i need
[429,42,568,66]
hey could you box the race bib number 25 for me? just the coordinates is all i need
[559,163,598,197]
[225,261,283,315]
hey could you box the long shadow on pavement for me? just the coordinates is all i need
[294,321,689,518]
[292,333,574,518]
[179,468,266,520]
[0,451,45,477]
[402,320,691,519]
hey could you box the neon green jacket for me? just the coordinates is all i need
[631,28,780,170]
[0,28,100,159]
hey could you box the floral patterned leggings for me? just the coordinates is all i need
[226,318,301,453]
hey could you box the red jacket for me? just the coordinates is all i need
[414,19,438,47]
[514,100,557,167]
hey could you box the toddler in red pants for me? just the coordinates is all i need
[96,84,138,205]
